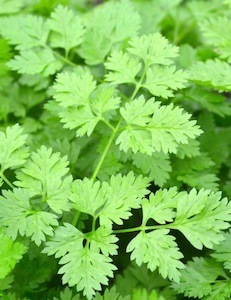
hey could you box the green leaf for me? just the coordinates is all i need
[116,97,202,154]
[186,87,231,117]
[189,59,231,91]
[127,229,184,282]
[127,33,179,67]
[177,171,219,191]
[115,262,175,300]
[0,274,14,291]
[43,223,84,258]
[0,15,49,50]
[78,29,111,65]
[78,0,140,65]
[7,49,63,76]
[90,226,118,256]
[94,287,130,300]
[119,95,156,126]
[142,66,188,98]
[53,71,96,107]
[141,188,178,225]
[204,281,231,300]
[0,232,27,279]
[90,84,121,117]
[105,51,141,85]
[53,71,114,137]
[88,0,140,42]
[0,39,13,62]
[178,44,198,68]
[212,230,231,272]
[15,146,72,214]
[0,0,23,14]
[70,172,150,228]
[199,16,231,60]
[173,189,231,249]
[0,124,29,172]
[47,5,85,54]
[172,257,225,299]
[132,289,166,300]
[132,152,171,187]
[43,223,117,299]
[53,287,81,300]
[0,188,58,245]
[176,138,201,159]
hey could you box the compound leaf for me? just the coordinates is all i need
[127,229,184,282]
[127,33,179,67]
[199,16,231,61]
[116,98,202,154]
[78,29,111,65]
[90,227,118,257]
[173,189,231,249]
[0,124,29,172]
[142,66,188,98]
[105,51,141,85]
[47,5,85,54]
[132,151,171,187]
[70,172,150,228]
[78,0,140,65]
[0,188,58,245]
[53,72,96,107]
[0,0,23,14]
[189,59,231,91]
[53,72,118,137]
[0,231,27,279]
[172,257,225,299]
[43,223,117,299]
[53,287,81,300]
[15,146,72,214]
[212,230,231,272]
[94,287,130,300]
[0,15,49,50]
[7,48,63,76]
[141,188,178,225]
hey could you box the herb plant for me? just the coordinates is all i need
[0,0,231,299]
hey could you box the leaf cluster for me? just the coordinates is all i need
[0,0,231,299]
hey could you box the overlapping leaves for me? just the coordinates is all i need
[0,188,58,245]
[127,187,231,283]
[43,223,117,299]
[15,146,72,214]
[105,33,188,98]
[70,172,150,228]
[0,124,29,172]
[52,71,121,137]
[116,96,202,155]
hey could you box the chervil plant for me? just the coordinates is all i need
[0,0,231,299]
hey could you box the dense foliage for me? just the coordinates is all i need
[1,0,231,299]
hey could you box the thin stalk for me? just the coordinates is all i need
[100,118,116,131]
[91,216,97,233]
[72,210,81,226]
[91,118,122,182]
[52,49,79,68]
[71,66,147,227]
[113,224,170,234]
[0,172,14,189]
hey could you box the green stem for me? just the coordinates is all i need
[100,118,116,131]
[52,49,79,68]
[91,119,122,182]
[71,67,147,227]
[71,210,81,226]
[0,172,14,189]
[92,216,97,233]
[113,224,171,234]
